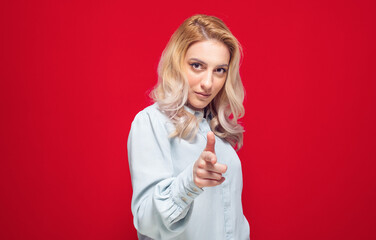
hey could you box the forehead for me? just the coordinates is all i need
[185,40,230,65]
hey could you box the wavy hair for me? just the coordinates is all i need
[151,14,245,149]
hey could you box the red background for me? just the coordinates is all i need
[1,0,375,239]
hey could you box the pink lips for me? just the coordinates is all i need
[195,91,211,99]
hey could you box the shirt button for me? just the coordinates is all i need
[187,192,193,197]
[181,197,187,202]
[193,188,198,192]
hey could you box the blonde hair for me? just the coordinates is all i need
[151,14,245,149]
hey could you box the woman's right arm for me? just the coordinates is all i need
[127,110,203,239]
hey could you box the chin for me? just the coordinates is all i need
[188,101,208,111]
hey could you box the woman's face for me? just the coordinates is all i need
[183,40,230,110]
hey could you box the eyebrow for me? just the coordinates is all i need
[188,58,229,68]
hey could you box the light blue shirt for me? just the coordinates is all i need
[127,103,250,240]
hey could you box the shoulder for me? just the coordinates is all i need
[134,103,164,117]
[131,103,173,133]
[133,103,168,123]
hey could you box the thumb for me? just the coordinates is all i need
[204,131,216,153]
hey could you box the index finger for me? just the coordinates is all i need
[204,131,216,153]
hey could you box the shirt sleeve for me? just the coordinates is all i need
[127,110,204,239]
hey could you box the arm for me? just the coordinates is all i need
[127,110,203,239]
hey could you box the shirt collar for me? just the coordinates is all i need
[184,105,204,118]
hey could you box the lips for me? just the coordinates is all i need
[194,91,211,98]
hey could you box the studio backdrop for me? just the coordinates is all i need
[1,0,375,239]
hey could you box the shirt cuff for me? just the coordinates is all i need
[171,162,204,210]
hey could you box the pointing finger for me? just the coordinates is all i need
[204,131,216,153]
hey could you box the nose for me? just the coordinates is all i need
[200,71,213,92]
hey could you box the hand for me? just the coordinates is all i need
[193,131,227,188]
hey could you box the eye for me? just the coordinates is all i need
[215,68,227,74]
[190,63,202,70]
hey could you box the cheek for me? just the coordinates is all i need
[186,71,201,87]
[213,77,226,93]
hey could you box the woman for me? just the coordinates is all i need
[128,14,250,240]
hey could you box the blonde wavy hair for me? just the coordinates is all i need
[151,14,245,149]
